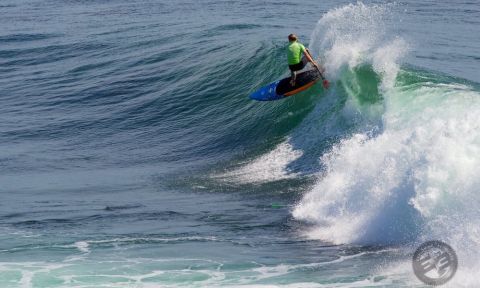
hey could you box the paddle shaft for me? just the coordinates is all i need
[305,49,326,80]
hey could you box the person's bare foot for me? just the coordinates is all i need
[290,80,295,86]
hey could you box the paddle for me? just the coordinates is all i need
[306,49,330,89]
[314,63,330,89]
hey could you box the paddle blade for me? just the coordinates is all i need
[322,79,330,89]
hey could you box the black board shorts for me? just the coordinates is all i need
[289,56,308,72]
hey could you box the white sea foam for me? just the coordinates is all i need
[74,241,90,253]
[294,2,480,286]
[215,140,303,183]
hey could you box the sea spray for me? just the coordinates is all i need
[309,2,407,90]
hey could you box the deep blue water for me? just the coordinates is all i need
[1,0,479,287]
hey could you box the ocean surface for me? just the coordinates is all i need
[1,0,479,287]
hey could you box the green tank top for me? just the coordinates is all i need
[287,41,306,65]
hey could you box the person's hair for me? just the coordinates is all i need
[288,34,297,42]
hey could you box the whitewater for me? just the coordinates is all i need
[224,3,480,287]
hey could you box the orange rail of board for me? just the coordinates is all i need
[283,79,320,97]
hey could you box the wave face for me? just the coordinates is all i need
[291,3,480,286]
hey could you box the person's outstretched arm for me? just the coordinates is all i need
[304,48,318,67]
